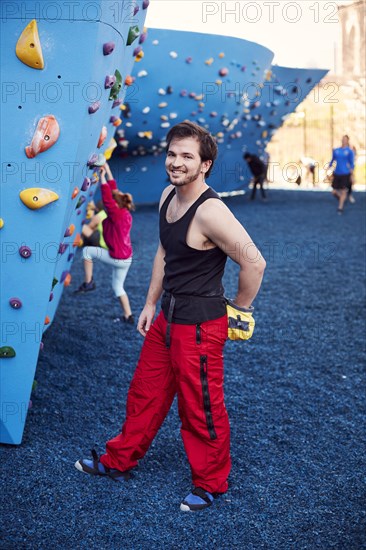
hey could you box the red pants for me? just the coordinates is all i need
[100,311,231,493]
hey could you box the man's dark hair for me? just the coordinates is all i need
[166,121,217,178]
[243,153,252,160]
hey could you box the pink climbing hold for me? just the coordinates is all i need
[143,0,150,9]
[88,102,100,114]
[103,42,115,55]
[219,68,229,77]
[180,90,188,97]
[105,75,116,89]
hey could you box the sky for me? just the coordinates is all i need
[145,0,356,72]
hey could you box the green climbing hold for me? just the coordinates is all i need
[127,26,140,46]
[109,70,122,101]
[52,277,58,290]
[0,346,16,358]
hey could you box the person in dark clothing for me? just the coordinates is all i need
[243,152,267,200]
[75,122,266,512]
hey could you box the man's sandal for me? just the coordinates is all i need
[75,449,130,482]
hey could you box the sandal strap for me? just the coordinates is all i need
[108,469,130,481]
[192,487,212,504]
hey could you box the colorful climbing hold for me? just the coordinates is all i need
[135,51,144,62]
[81,178,91,192]
[139,33,147,45]
[158,102,168,108]
[0,219,3,229]
[124,75,134,86]
[104,137,117,160]
[0,347,16,358]
[219,68,229,77]
[133,46,142,57]
[109,70,122,100]
[97,126,107,149]
[133,5,140,16]
[16,20,44,69]
[142,0,150,8]
[105,75,116,89]
[169,51,178,59]
[112,118,122,127]
[185,57,193,64]
[205,58,214,66]
[219,52,225,58]
[49,292,54,302]
[19,188,59,210]
[88,101,100,114]
[103,42,115,56]
[67,253,74,262]
[19,245,32,259]
[58,243,68,255]
[60,270,69,283]
[64,224,75,237]
[9,298,22,309]
[25,115,60,158]
[44,316,50,325]
[73,233,82,247]
[52,277,58,290]
[112,98,123,108]
[64,273,72,287]
[75,196,86,209]
[127,25,140,46]
[87,154,98,167]
[71,187,79,199]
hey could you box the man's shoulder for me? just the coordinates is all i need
[159,185,175,210]
[196,195,228,222]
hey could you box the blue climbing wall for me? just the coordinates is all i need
[0,0,149,444]
[107,29,327,203]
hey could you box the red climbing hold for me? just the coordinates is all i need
[25,115,60,159]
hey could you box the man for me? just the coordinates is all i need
[75,121,266,512]
[243,152,267,200]
[329,135,355,214]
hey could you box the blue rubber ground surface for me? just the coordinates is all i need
[1,190,366,549]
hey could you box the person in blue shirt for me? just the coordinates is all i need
[329,135,355,214]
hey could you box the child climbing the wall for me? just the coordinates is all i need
[74,163,135,324]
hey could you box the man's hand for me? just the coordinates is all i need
[137,303,156,337]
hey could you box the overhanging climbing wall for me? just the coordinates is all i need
[0,0,149,444]
[106,29,327,203]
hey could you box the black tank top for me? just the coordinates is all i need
[159,187,227,324]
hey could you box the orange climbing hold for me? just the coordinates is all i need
[19,188,59,210]
[63,273,72,287]
[71,187,79,199]
[73,233,82,247]
[25,115,60,158]
[124,75,134,86]
[16,19,44,69]
[97,126,107,148]
[44,316,50,325]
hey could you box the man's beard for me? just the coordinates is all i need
[167,166,202,186]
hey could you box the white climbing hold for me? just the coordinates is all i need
[169,51,178,58]
[142,107,150,114]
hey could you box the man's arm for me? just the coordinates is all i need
[137,241,166,336]
[197,199,266,308]
[137,185,173,336]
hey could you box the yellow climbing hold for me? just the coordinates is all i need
[0,219,4,229]
[219,52,225,58]
[262,131,268,138]
[205,58,214,66]
[135,51,144,62]
[215,80,222,86]
[16,20,44,70]
[20,188,59,210]
[104,138,117,160]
